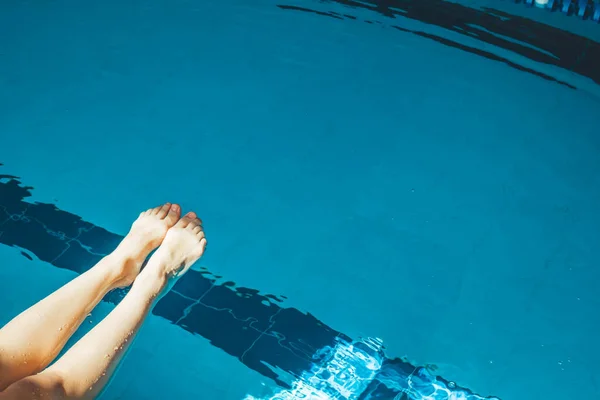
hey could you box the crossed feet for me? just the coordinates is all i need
[108,203,207,293]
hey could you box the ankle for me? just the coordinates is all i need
[101,251,133,280]
[132,264,168,298]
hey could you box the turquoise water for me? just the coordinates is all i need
[1,1,599,399]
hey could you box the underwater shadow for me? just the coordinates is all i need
[0,166,497,399]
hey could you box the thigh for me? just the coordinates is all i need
[0,372,64,400]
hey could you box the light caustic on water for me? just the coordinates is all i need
[245,337,500,400]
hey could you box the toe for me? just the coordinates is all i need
[156,203,171,218]
[197,237,207,255]
[187,217,202,231]
[151,206,162,215]
[176,211,196,228]
[165,204,181,226]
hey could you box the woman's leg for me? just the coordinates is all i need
[0,203,181,391]
[0,211,206,400]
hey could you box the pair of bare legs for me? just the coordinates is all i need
[0,203,206,399]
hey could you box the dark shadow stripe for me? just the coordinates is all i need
[278,4,345,19]
[0,168,498,398]
[393,25,577,89]
[278,0,600,87]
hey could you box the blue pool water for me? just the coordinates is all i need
[1,1,599,399]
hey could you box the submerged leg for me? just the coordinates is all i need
[0,211,206,400]
[0,203,181,391]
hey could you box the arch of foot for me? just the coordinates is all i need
[527,0,600,21]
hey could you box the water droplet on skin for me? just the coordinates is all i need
[114,346,119,351]
[58,327,63,331]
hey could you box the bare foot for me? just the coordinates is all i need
[111,203,181,287]
[139,211,207,293]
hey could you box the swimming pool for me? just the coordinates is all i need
[1,0,599,399]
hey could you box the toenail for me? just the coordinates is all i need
[171,204,179,211]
